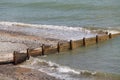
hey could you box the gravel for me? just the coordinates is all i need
[0,64,61,80]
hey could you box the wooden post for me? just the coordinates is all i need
[105,32,108,34]
[13,51,17,65]
[57,42,60,53]
[109,33,112,39]
[96,35,99,44]
[13,51,28,65]
[42,44,45,55]
[83,37,86,46]
[70,40,73,50]
[27,48,30,60]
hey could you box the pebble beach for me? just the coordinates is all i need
[0,22,94,80]
[0,27,65,80]
[0,64,61,80]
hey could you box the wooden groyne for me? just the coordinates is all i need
[0,51,29,65]
[0,33,120,65]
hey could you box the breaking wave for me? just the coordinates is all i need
[0,21,119,34]
[19,57,120,80]
[0,21,89,32]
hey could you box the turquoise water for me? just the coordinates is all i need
[39,37,120,80]
[0,0,120,27]
[1,0,120,80]
[41,37,120,74]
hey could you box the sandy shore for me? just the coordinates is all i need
[0,64,61,80]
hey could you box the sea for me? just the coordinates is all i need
[0,0,120,80]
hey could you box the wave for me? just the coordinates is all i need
[0,21,89,32]
[0,21,119,34]
[19,57,120,80]
[0,21,119,41]
[19,57,84,80]
[0,21,96,40]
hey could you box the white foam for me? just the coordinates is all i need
[0,21,90,32]
[57,66,80,74]
[0,21,120,36]
[106,30,120,34]
[0,21,98,41]
[80,70,97,76]
[19,57,81,80]
[20,57,109,80]
[42,60,80,74]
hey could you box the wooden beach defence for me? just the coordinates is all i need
[0,53,13,64]
[23,33,120,55]
[0,33,120,65]
[13,51,30,65]
[0,51,29,65]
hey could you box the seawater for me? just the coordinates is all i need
[38,37,120,80]
[0,0,120,80]
[0,0,120,27]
